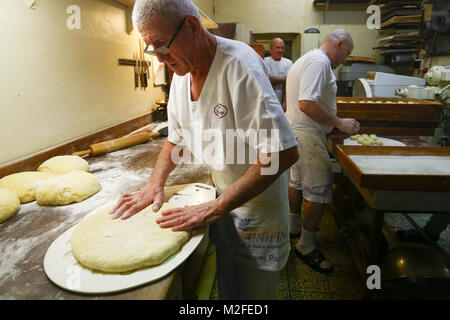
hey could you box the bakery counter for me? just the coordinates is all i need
[0,136,213,300]
[327,132,450,294]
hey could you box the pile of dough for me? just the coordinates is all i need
[71,202,190,273]
[350,134,383,146]
[37,155,89,175]
[0,171,55,203]
[0,188,20,223]
[36,170,101,205]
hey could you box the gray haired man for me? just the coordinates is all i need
[110,0,299,299]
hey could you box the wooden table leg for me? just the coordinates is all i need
[367,209,385,267]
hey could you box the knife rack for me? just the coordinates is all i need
[119,58,151,89]
[118,58,151,67]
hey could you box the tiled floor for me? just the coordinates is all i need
[384,213,450,254]
[210,208,366,300]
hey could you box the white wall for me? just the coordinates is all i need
[214,1,379,62]
[0,0,166,165]
[193,0,215,18]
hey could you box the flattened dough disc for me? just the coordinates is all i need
[71,202,190,273]
[44,183,215,294]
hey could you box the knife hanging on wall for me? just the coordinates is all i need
[133,52,139,89]
[139,40,148,88]
[143,40,149,88]
[138,41,144,88]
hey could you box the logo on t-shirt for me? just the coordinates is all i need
[213,104,228,119]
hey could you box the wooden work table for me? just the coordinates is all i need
[0,136,213,300]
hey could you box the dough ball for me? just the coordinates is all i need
[357,136,371,145]
[398,101,406,104]
[386,101,393,104]
[0,172,55,203]
[370,134,377,140]
[71,203,190,273]
[35,170,101,206]
[375,140,383,146]
[407,101,415,104]
[376,100,383,103]
[350,134,361,141]
[350,101,356,103]
[361,134,369,139]
[359,100,366,103]
[37,155,89,175]
[337,100,346,103]
[0,188,20,223]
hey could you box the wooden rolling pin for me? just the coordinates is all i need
[72,131,160,157]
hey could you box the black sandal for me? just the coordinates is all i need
[295,248,333,274]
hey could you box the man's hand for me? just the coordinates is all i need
[156,199,225,231]
[110,184,165,220]
[299,101,360,134]
[110,139,179,220]
[336,118,360,134]
[269,75,287,86]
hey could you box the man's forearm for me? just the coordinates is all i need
[147,139,178,187]
[216,146,298,214]
[299,101,339,127]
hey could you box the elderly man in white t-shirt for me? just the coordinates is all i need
[285,30,359,273]
[264,38,293,111]
[110,0,299,299]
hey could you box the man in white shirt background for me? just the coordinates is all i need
[264,38,293,111]
[285,30,359,274]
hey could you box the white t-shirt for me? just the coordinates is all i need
[285,49,337,134]
[264,56,293,103]
[167,36,297,272]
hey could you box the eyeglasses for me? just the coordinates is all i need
[144,17,186,56]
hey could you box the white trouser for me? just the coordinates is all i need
[214,239,280,300]
[289,129,333,204]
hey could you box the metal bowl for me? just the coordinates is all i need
[381,243,450,295]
